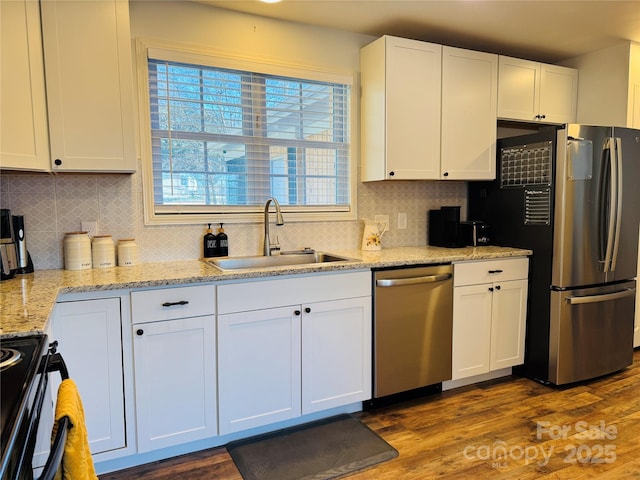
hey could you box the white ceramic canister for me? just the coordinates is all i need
[117,238,138,267]
[64,232,92,270]
[92,235,116,268]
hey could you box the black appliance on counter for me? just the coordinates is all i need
[1,209,18,280]
[460,220,491,246]
[428,206,465,248]
[0,335,70,480]
[0,209,33,281]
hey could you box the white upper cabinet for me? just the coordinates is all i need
[361,36,497,181]
[497,56,578,124]
[0,0,50,172]
[41,0,136,172]
[361,36,442,181]
[441,46,497,180]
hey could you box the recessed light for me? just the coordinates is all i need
[260,0,281,3]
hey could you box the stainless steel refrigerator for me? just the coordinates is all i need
[469,124,639,385]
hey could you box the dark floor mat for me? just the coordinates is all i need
[226,414,398,480]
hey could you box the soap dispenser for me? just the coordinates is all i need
[203,224,217,258]
[216,223,228,257]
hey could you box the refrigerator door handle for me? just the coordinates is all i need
[566,287,635,305]
[609,138,623,272]
[602,138,618,272]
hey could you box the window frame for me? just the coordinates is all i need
[136,39,357,225]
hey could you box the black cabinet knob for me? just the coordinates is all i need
[136,329,144,336]
[294,310,301,316]
[305,307,311,313]
[54,159,62,166]
[488,287,494,292]
[388,171,395,177]
[495,285,501,290]
[443,172,449,177]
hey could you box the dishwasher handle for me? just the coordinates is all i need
[376,273,452,287]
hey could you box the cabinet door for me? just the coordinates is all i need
[40,0,136,172]
[539,64,578,124]
[497,56,540,121]
[452,284,493,379]
[301,297,371,414]
[133,315,217,452]
[361,36,441,181]
[218,306,301,435]
[53,298,125,454]
[386,37,442,179]
[490,279,528,370]
[441,47,497,180]
[0,0,50,171]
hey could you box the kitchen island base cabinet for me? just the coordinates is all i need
[53,298,126,455]
[451,258,529,381]
[131,285,217,452]
[217,272,372,435]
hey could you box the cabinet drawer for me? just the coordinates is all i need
[453,257,529,286]
[131,285,215,323]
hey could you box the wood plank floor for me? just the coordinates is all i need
[100,350,640,480]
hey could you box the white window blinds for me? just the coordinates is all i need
[147,56,351,215]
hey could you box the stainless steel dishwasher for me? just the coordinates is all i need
[373,264,453,398]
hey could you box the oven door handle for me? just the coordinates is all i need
[376,273,452,287]
[37,416,72,480]
[46,342,69,380]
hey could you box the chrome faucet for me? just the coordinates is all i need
[263,197,284,256]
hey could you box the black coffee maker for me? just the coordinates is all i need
[428,206,466,248]
[1,209,18,280]
[1,209,34,280]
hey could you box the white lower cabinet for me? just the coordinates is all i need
[217,272,372,435]
[52,298,126,454]
[131,285,217,452]
[452,258,529,380]
[218,306,302,434]
[301,297,371,414]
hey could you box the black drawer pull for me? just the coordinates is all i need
[488,269,503,274]
[162,300,189,307]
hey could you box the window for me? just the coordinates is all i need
[140,44,353,224]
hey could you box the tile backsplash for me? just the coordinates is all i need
[0,168,467,270]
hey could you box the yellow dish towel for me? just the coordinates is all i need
[51,379,98,480]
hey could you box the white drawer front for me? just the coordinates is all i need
[454,257,529,286]
[131,284,215,323]
[218,271,371,314]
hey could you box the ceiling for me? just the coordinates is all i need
[198,0,640,63]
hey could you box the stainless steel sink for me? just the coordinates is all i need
[206,251,357,271]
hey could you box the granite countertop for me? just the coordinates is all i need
[0,245,531,337]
